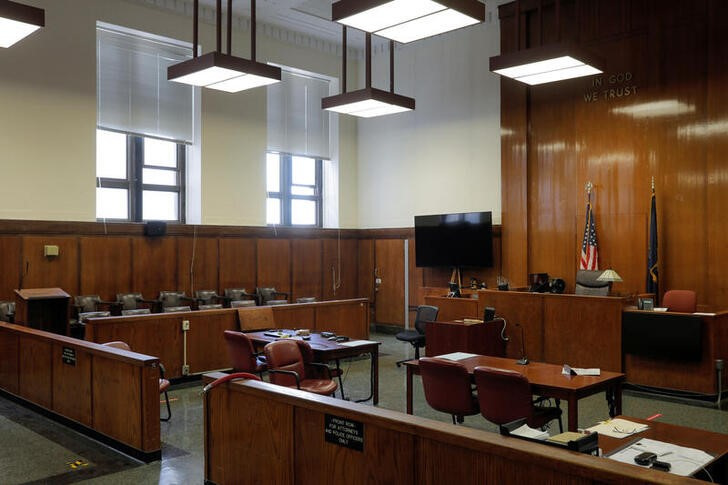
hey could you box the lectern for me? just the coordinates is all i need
[14,288,70,336]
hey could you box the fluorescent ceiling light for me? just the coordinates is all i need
[0,0,44,48]
[168,52,281,92]
[332,0,485,43]
[322,88,414,118]
[490,44,603,85]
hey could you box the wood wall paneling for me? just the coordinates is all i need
[294,407,414,485]
[218,238,257,294]
[314,301,369,340]
[0,236,21,300]
[52,342,92,426]
[21,236,79,296]
[0,328,19,393]
[257,239,291,297]
[499,0,728,308]
[131,237,177,300]
[92,357,143,449]
[272,306,315,330]
[18,335,52,409]
[185,311,238,374]
[177,237,219,296]
[322,238,359,301]
[79,237,132,300]
[357,240,375,305]
[206,383,294,484]
[291,239,322,302]
[374,239,405,326]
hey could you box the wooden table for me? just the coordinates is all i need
[246,331,381,404]
[599,416,728,482]
[404,355,625,431]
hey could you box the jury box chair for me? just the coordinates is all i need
[101,341,171,421]
[223,330,267,376]
[256,287,289,306]
[395,305,439,367]
[116,293,159,313]
[474,366,562,433]
[263,339,337,396]
[420,357,479,424]
[223,288,257,308]
[662,290,697,313]
[0,301,15,323]
[195,290,226,310]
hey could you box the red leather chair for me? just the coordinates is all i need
[102,341,171,421]
[474,366,562,432]
[223,330,267,376]
[662,290,697,313]
[263,340,338,396]
[420,357,479,424]
[294,339,345,399]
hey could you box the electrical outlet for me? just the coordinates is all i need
[182,320,190,331]
[182,365,190,375]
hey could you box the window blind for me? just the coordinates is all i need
[267,69,330,159]
[97,25,195,143]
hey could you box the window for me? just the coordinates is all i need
[267,67,336,227]
[96,23,196,222]
[96,129,185,221]
[266,152,322,226]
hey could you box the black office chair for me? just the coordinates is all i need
[0,301,15,323]
[395,305,439,367]
[256,287,289,306]
[574,270,610,296]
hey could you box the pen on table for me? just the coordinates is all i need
[659,451,672,457]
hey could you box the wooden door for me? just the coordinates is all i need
[374,239,406,326]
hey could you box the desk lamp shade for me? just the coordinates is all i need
[168,0,281,92]
[597,269,623,283]
[332,0,485,44]
[0,0,45,48]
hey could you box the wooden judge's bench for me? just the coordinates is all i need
[424,290,728,396]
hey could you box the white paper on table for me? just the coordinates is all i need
[562,364,601,376]
[509,424,549,440]
[435,352,480,361]
[339,340,378,347]
[607,438,715,476]
[585,418,649,439]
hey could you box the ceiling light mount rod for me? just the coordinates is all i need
[193,0,198,57]
[227,0,232,54]
[390,40,394,93]
[216,0,222,53]
[365,32,372,89]
[341,26,347,93]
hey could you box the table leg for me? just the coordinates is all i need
[406,365,413,414]
[568,397,578,431]
[606,382,622,417]
[372,349,379,405]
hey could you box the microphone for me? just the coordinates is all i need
[515,322,529,365]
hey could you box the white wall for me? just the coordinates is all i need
[356,3,503,228]
[0,0,359,227]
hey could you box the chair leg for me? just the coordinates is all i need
[161,390,171,421]
[451,415,457,425]
[414,345,421,360]
[335,360,345,400]
[557,415,563,433]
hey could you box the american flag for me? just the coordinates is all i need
[580,198,599,270]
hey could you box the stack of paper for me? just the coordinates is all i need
[607,438,715,476]
[435,352,480,361]
[585,418,649,438]
[510,424,549,440]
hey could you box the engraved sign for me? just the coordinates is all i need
[324,414,364,452]
[584,72,637,103]
[62,347,76,366]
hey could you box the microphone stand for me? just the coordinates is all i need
[516,323,529,365]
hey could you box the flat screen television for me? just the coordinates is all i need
[414,211,493,268]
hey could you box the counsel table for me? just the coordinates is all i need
[246,331,381,404]
[404,355,625,431]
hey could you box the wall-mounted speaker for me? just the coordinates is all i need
[144,221,167,237]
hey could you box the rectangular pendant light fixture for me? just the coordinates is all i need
[490,0,602,85]
[490,43,603,86]
[322,29,414,118]
[0,0,45,48]
[168,0,280,92]
[332,0,485,43]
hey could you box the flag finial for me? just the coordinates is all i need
[651,176,655,193]
[585,181,593,196]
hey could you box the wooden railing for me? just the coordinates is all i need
[85,298,369,379]
[202,373,701,485]
[0,322,160,461]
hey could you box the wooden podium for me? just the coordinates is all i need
[14,288,70,336]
